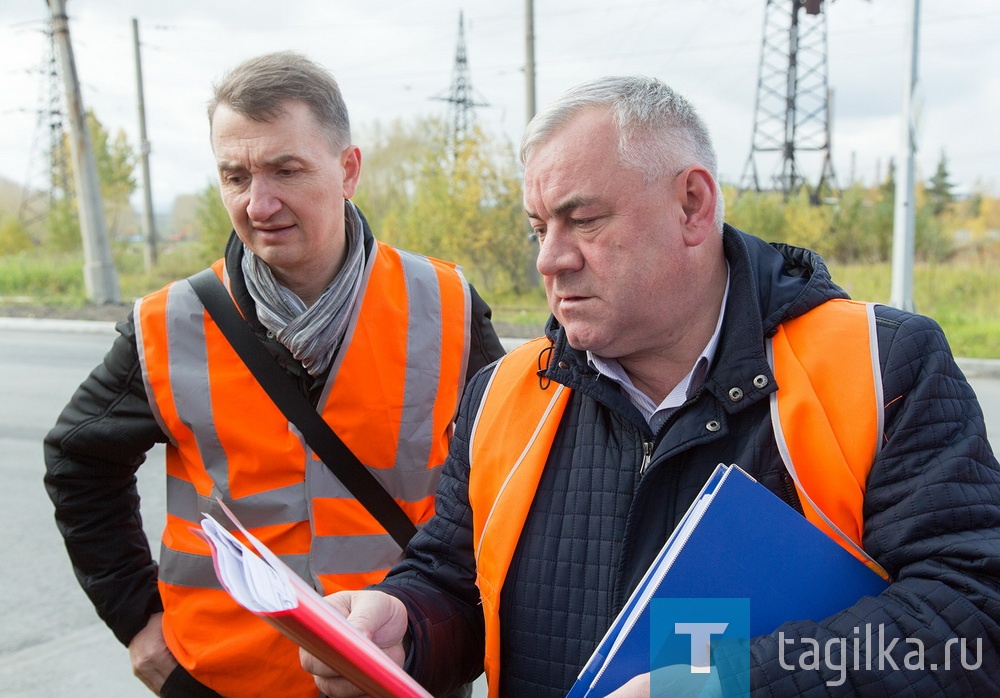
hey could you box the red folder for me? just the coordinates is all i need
[198,503,432,698]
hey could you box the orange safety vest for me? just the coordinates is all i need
[468,299,886,697]
[135,241,471,697]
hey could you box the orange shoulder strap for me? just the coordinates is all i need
[468,337,571,696]
[768,299,888,579]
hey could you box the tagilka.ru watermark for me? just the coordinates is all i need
[778,624,983,687]
[650,600,984,695]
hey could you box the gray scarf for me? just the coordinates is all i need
[242,202,365,377]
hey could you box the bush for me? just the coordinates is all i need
[0,215,34,256]
[0,252,85,300]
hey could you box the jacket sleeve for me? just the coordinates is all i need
[464,284,506,385]
[374,366,494,695]
[746,309,1000,695]
[43,312,168,646]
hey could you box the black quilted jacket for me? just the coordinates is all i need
[379,225,1000,697]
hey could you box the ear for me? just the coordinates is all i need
[676,166,718,246]
[341,145,362,199]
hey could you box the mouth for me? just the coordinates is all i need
[554,289,589,301]
[556,294,591,309]
[254,224,295,236]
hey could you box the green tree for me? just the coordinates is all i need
[869,163,897,261]
[778,188,832,253]
[194,182,233,264]
[46,196,81,252]
[823,178,902,264]
[352,118,430,237]
[356,117,534,295]
[914,181,950,262]
[386,121,532,295]
[726,188,787,243]
[854,161,950,263]
[926,150,956,217]
[50,110,137,250]
[89,111,137,236]
[0,214,33,256]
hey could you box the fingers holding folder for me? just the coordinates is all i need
[299,590,410,697]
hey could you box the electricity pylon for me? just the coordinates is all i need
[741,0,839,204]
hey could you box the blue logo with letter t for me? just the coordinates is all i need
[651,598,750,697]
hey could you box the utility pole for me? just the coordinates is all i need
[48,0,120,304]
[890,0,920,313]
[133,17,157,269]
[524,0,541,289]
[525,0,536,126]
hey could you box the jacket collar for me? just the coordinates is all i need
[541,225,849,416]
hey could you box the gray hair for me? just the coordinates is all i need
[208,51,351,152]
[521,76,725,229]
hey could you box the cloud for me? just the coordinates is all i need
[2,0,998,214]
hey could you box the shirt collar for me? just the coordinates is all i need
[587,263,730,427]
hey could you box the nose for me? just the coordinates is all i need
[535,224,583,278]
[246,176,282,223]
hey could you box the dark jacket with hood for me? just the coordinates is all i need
[377,225,1000,697]
[43,210,505,652]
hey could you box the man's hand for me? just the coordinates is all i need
[128,612,179,695]
[300,590,410,697]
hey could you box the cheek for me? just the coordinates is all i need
[220,192,246,217]
[542,276,558,298]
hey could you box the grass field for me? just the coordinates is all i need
[488,261,999,359]
[1,251,997,358]
[829,262,999,359]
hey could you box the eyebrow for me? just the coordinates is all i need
[525,195,600,219]
[263,154,303,168]
[217,153,304,173]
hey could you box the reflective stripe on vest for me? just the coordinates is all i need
[469,302,885,695]
[135,241,471,697]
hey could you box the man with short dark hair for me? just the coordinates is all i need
[44,51,503,697]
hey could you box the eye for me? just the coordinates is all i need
[529,227,546,243]
[223,173,249,187]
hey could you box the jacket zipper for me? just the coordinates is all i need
[779,470,805,515]
[639,439,654,475]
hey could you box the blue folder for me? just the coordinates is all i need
[566,464,889,697]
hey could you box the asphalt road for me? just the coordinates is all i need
[1,319,997,697]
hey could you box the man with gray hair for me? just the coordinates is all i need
[304,75,1000,697]
[44,51,503,697]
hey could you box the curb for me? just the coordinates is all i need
[0,316,118,335]
[3,316,999,379]
[956,358,1000,380]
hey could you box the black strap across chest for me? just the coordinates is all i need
[187,268,417,550]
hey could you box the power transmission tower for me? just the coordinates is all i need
[19,25,73,243]
[741,0,838,204]
[433,11,489,145]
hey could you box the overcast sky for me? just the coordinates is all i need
[1,0,998,212]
